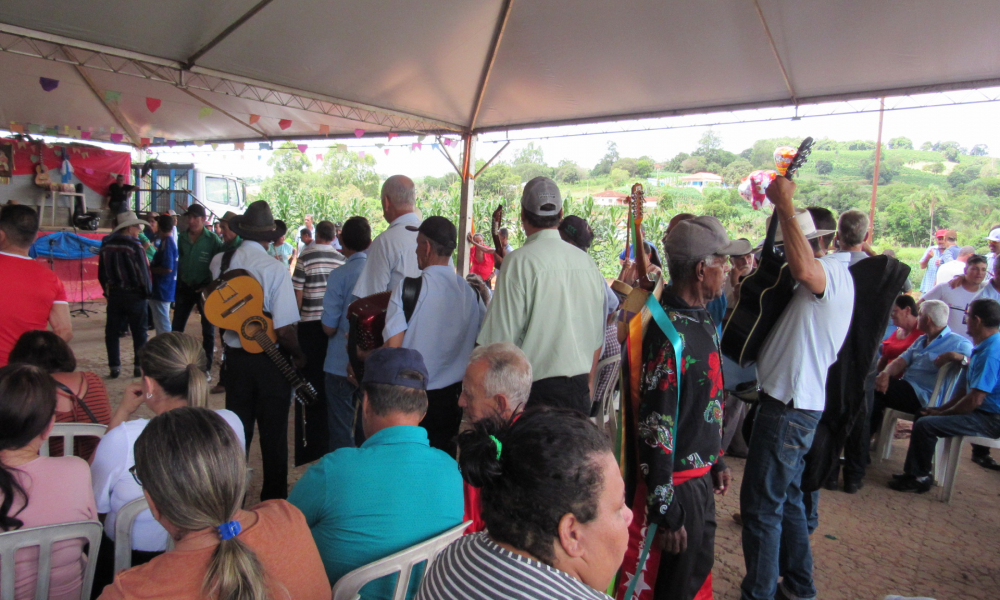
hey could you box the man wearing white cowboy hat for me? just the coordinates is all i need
[740,180,854,600]
[98,210,152,378]
[984,226,1000,275]
[211,200,305,501]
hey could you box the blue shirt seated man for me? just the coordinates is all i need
[873,299,974,434]
[288,347,464,598]
[890,298,1000,492]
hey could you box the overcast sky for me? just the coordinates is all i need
[155,87,1000,181]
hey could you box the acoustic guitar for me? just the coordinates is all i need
[34,163,52,187]
[202,269,318,408]
[720,137,814,367]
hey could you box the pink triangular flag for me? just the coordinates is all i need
[384,148,390,155]
[81,131,91,140]
[279,119,292,130]
[316,153,323,160]
[444,139,452,146]
[359,151,365,159]
[354,129,365,138]
[146,98,161,113]
[297,144,307,153]
[249,114,260,125]
[319,124,330,135]
[234,142,245,151]
[387,132,398,140]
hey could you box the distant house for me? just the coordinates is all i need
[679,172,723,189]
[591,190,657,207]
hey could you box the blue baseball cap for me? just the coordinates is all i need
[362,348,429,390]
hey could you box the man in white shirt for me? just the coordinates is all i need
[740,178,855,600]
[213,200,305,501]
[922,255,988,342]
[351,175,421,299]
[935,246,974,286]
[382,216,486,456]
[985,227,1000,274]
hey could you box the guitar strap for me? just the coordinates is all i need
[402,276,422,323]
[220,247,238,275]
[622,294,684,600]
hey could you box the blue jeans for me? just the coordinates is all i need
[326,373,359,452]
[740,399,821,600]
[149,300,172,336]
[904,410,1000,477]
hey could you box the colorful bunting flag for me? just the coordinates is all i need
[354,129,365,138]
[166,140,176,147]
[81,131,91,140]
[417,135,426,142]
[199,107,213,119]
[153,137,165,144]
[259,142,272,150]
[432,144,439,150]
[316,154,323,160]
[297,144,308,153]
[384,148,390,155]
[194,140,205,147]
[359,151,366,159]
[375,143,384,149]
[279,119,292,130]
[39,78,59,92]
[104,90,121,103]
[146,98,161,113]
[141,137,151,146]
[319,125,330,135]
[387,132,398,140]
[336,144,347,152]
[28,124,41,134]
[211,143,219,151]
[444,139,452,147]
[110,133,123,143]
[10,123,24,134]
[234,142,245,151]
[249,114,261,125]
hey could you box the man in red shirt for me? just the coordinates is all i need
[0,204,71,365]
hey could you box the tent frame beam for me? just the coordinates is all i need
[469,0,514,131]
[0,23,463,135]
[184,0,276,69]
[61,47,140,147]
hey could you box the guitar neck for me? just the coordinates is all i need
[252,332,306,388]
[634,221,649,283]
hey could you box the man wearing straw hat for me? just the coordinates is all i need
[214,200,306,500]
[98,210,152,378]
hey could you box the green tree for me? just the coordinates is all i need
[920,141,934,151]
[612,157,639,176]
[475,162,520,202]
[947,163,981,188]
[923,162,945,174]
[860,152,902,184]
[815,160,834,175]
[268,141,310,173]
[610,168,629,187]
[680,156,706,173]
[555,160,582,183]
[722,159,753,185]
[635,157,655,178]
[888,137,913,150]
[970,144,989,156]
[320,146,380,196]
[666,152,690,172]
[592,142,620,176]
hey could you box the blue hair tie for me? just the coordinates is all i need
[217,520,242,541]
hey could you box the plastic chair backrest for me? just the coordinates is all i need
[331,521,471,600]
[928,362,965,409]
[113,497,175,575]
[592,354,622,405]
[0,520,102,600]
[39,423,107,457]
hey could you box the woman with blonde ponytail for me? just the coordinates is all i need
[97,407,329,600]
[90,332,247,591]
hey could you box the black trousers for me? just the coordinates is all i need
[839,359,878,484]
[225,348,291,501]
[295,320,330,465]
[654,471,716,600]
[105,295,147,369]
[870,377,923,437]
[171,280,215,365]
[525,374,591,415]
[421,381,464,457]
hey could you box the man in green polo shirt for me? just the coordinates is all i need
[476,176,607,415]
[171,203,223,365]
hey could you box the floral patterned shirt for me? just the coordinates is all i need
[639,289,727,530]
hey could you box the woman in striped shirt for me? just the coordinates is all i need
[417,407,632,600]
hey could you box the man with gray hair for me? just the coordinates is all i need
[871,299,973,436]
[618,215,741,600]
[352,175,421,298]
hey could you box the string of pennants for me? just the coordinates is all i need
[28,77,458,151]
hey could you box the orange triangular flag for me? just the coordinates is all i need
[249,114,260,125]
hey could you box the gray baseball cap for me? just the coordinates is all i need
[665,216,749,261]
[520,176,562,217]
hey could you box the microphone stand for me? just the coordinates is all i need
[70,222,98,317]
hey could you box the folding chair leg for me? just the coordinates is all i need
[876,413,897,463]
[939,436,965,503]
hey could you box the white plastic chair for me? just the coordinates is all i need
[875,362,964,484]
[40,423,107,457]
[592,355,622,437]
[0,520,103,600]
[937,434,1000,503]
[331,521,470,600]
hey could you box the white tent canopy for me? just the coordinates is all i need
[2,0,999,146]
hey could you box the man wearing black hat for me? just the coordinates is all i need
[98,211,153,378]
[213,200,305,500]
[172,203,223,366]
[477,177,607,415]
[382,216,486,456]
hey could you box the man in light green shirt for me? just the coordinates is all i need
[476,176,607,415]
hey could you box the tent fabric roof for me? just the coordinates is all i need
[2,0,999,146]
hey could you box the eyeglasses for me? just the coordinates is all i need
[129,465,142,488]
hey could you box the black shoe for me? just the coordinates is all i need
[109,367,121,379]
[823,478,839,491]
[971,454,1000,469]
[891,473,914,481]
[843,480,863,494]
[888,476,932,493]
[133,366,142,378]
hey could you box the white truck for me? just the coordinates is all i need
[132,161,247,221]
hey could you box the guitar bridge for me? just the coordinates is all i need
[222,294,254,318]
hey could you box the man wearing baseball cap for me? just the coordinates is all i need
[381,216,486,456]
[984,226,1000,274]
[477,177,607,415]
[918,228,953,294]
[172,203,223,365]
[98,210,152,378]
[619,215,741,600]
[288,347,463,590]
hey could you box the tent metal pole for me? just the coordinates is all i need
[184,0,277,68]
[469,0,514,130]
[474,141,510,179]
[435,137,463,177]
[868,98,885,237]
[457,133,477,277]
[61,47,140,147]
[751,0,797,104]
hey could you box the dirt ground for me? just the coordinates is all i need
[69,304,999,600]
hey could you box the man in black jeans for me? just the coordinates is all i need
[171,204,223,366]
[98,211,152,378]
